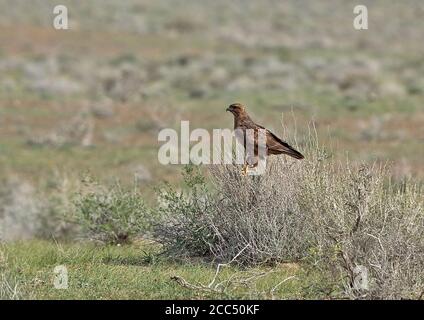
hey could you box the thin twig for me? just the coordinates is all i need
[270,276,297,299]
[208,244,250,288]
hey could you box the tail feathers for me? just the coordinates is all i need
[275,140,304,159]
[284,147,304,160]
[266,130,304,160]
[268,143,304,159]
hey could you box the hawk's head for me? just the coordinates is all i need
[226,103,246,116]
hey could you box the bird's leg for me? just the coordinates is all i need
[242,154,258,176]
[241,163,248,176]
[245,156,259,175]
[241,152,249,176]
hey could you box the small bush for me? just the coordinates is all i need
[155,160,313,264]
[207,160,312,265]
[73,178,149,244]
[153,165,216,258]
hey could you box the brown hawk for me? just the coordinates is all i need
[226,103,304,175]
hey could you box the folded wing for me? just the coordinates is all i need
[265,128,304,159]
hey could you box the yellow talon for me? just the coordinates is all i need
[241,164,248,176]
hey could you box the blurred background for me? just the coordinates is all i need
[0,0,423,239]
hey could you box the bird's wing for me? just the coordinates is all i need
[257,125,304,159]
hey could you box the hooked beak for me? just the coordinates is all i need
[226,107,231,112]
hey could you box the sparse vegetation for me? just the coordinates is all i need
[0,273,22,300]
[0,0,423,300]
[302,161,424,299]
[1,240,325,300]
[73,178,150,244]
[153,138,424,299]
[0,178,45,241]
[153,165,216,259]
[0,248,24,300]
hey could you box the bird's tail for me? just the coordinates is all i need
[284,145,304,160]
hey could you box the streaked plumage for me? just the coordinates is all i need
[226,103,303,174]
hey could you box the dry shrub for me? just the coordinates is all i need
[302,161,424,299]
[207,158,312,265]
[155,131,424,299]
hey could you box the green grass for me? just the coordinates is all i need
[0,240,331,300]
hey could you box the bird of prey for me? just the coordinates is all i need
[226,103,304,175]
